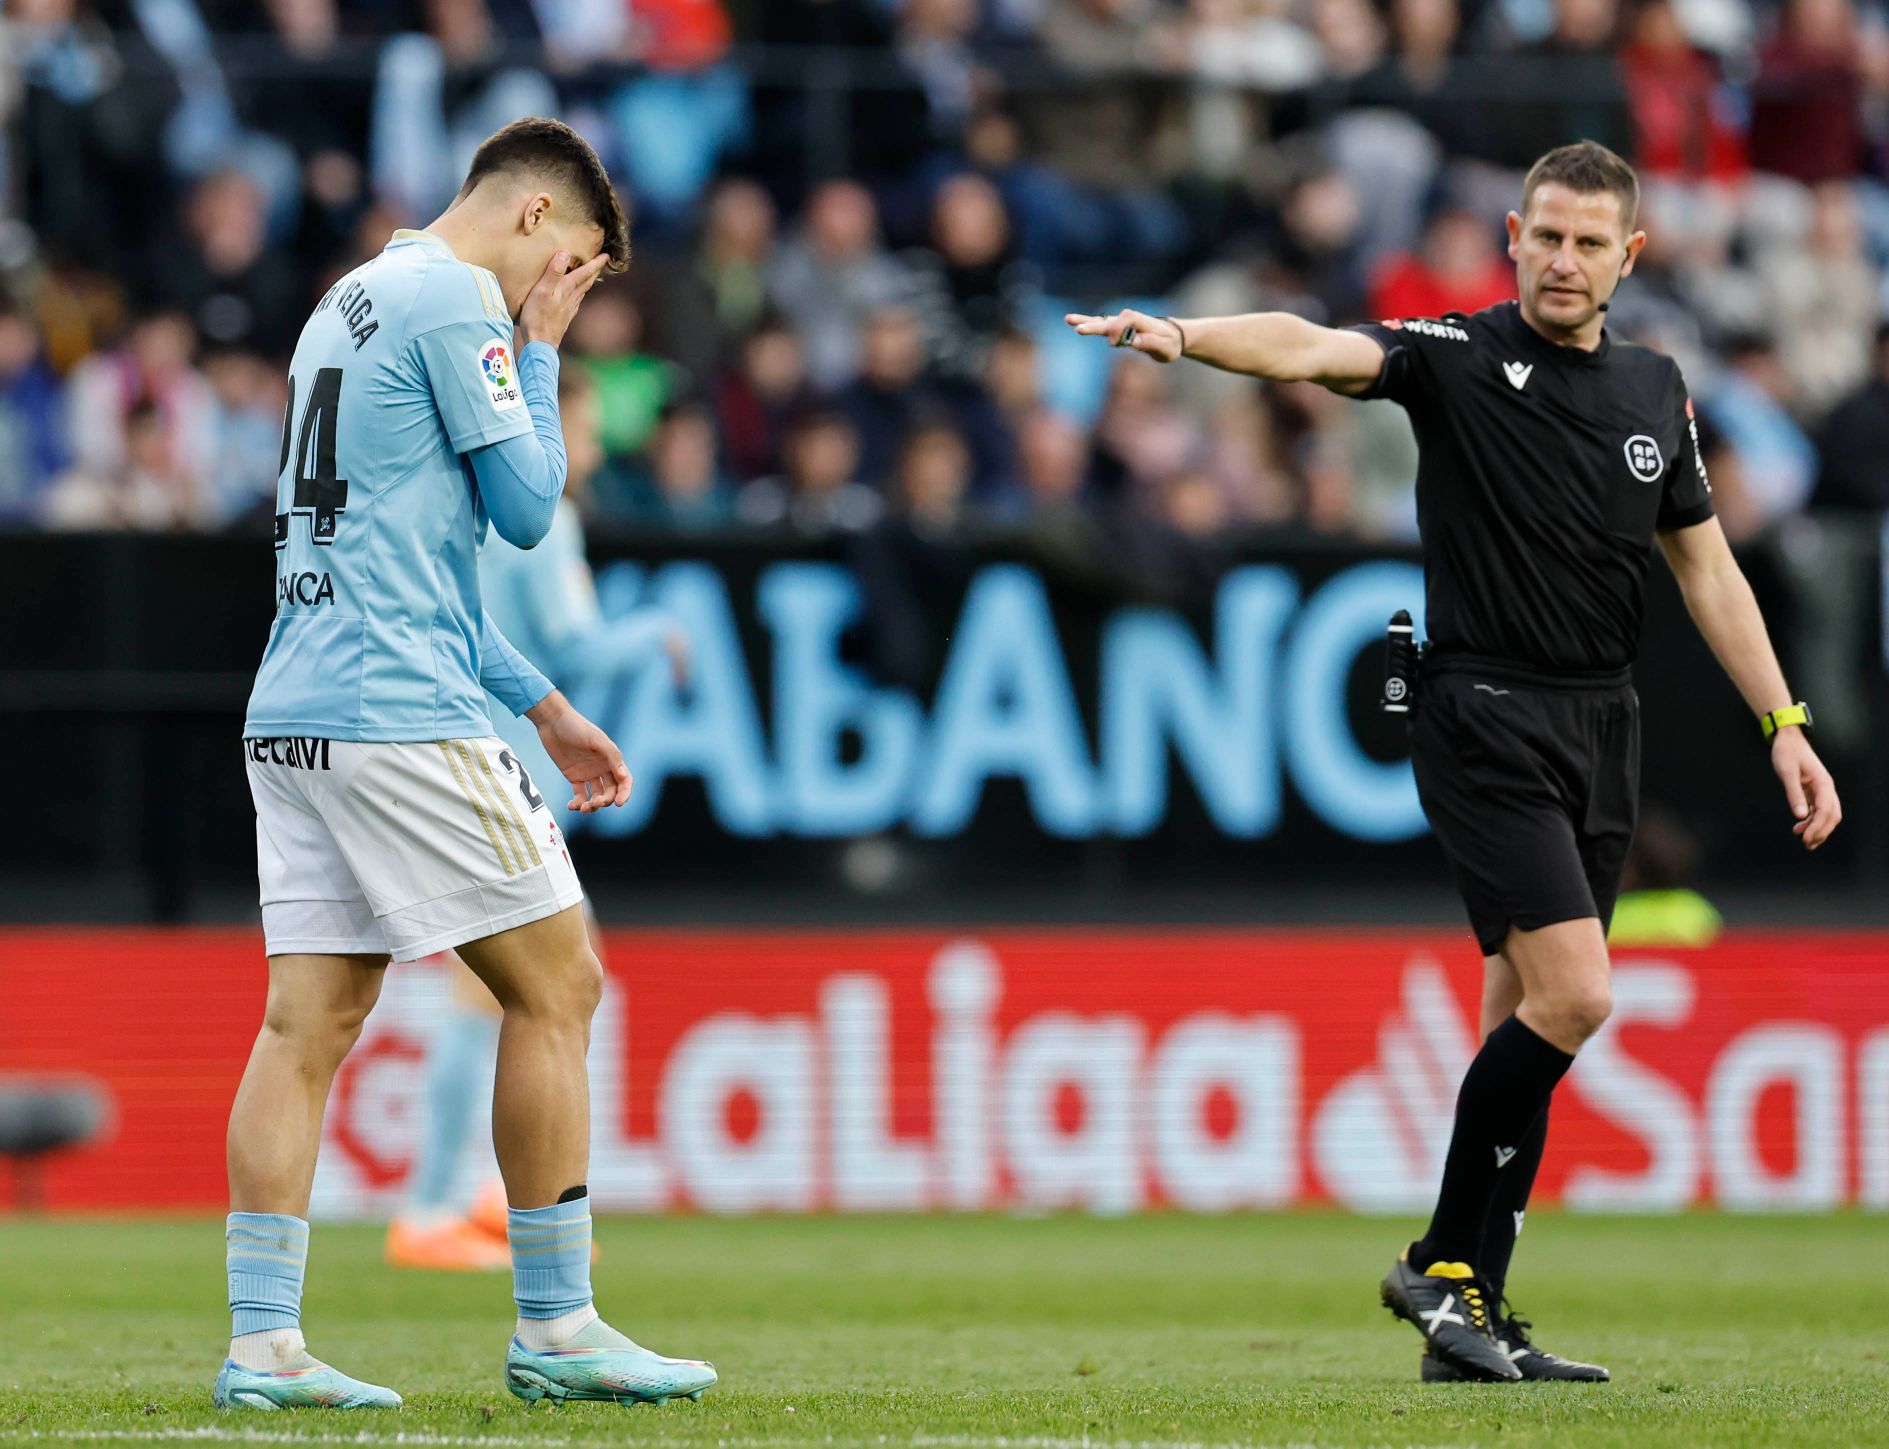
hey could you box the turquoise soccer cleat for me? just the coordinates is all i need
[213,1352,404,1410]
[504,1319,717,1406]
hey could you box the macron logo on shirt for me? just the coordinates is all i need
[1503,361,1533,391]
[479,343,524,412]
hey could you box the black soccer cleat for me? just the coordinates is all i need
[1420,1306,1610,1383]
[1380,1248,1522,1382]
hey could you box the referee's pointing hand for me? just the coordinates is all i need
[1771,727,1842,850]
[1065,309,1184,364]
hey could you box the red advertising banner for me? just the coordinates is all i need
[3,928,1886,1214]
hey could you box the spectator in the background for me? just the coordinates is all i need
[1307,0,1387,82]
[1607,803,1723,947]
[601,398,737,529]
[1760,182,1879,418]
[161,169,306,359]
[892,419,974,534]
[220,0,377,262]
[895,0,981,140]
[1702,333,1819,538]
[1344,0,1482,161]
[0,302,69,522]
[852,422,979,691]
[370,0,557,221]
[1091,354,1202,505]
[1027,0,1184,191]
[749,0,933,190]
[599,0,747,227]
[1273,166,1370,321]
[838,305,946,484]
[951,101,1189,273]
[1004,406,1121,584]
[200,348,289,528]
[767,180,912,391]
[1367,204,1514,322]
[736,408,883,533]
[1749,0,1872,187]
[1814,321,1889,511]
[1486,0,1632,171]
[952,322,1040,496]
[568,288,676,461]
[41,396,199,530]
[998,406,1091,521]
[1619,0,1746,188]
[714,313,811,481]
[905,174,1031,379]
[639,177,776,390]
[9,0,182,275]
[1182,0,1325,98]
[62,311,217,505]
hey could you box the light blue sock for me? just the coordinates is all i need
[226,1213,309,1336]
[509,1194,594,1320]
[409,1006,499,1212]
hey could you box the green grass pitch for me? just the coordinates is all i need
[0,1212,1884,1447]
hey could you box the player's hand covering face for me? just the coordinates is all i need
[535,701,633,812]
[518,247,611,351]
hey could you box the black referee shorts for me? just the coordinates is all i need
[1409,664,1639,959]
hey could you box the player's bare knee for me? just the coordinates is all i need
[558,947,604,1023]
[1548,980,1613,1046]
[505,945,603,1025]
[261,998,370,1069]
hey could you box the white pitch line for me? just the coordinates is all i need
[0,1431,1473,1449]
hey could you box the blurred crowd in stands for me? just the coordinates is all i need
[5,0,1889,558]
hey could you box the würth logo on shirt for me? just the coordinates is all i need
[479,343,524,412]
[1385,318,1469,342]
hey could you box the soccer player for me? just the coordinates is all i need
[387,366,690,1272]
[1066,141,1841,1383]
[224,118,716,1410]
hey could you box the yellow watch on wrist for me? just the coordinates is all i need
[1759,702,1813,741]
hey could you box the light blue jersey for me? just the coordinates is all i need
[244,228,556,742]
[480,500,677,824]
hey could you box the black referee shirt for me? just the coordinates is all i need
[1348,300,1715,678]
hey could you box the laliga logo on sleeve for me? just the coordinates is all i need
[479,342,524,412]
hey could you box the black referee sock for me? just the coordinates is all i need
[1477,1101,1550,1304]
[1410,1016,1572,1271]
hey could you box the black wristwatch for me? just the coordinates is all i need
[1759,702,1813,742]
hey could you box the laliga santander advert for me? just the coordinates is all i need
[3,929,1887,1214]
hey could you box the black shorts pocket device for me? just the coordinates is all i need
[1382,609,1424,714]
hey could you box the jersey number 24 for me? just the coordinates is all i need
[274,368,349,549]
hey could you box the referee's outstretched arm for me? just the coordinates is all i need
[1063,309,1386,395]
[1657,517,1842,850]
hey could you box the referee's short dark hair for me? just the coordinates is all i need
[462,117,631,274]
[1522,141,1640,234]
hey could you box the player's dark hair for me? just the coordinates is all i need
[1522,141,1640,234]
[461,118,630,274]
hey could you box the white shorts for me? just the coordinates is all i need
[245,735,584,962]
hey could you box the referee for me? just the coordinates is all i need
[1067,141,1841,1384]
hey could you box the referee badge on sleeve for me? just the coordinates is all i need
[1623,434,1664,483]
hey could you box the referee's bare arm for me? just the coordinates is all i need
[1657,517,1842,850]
[1063,310,1385,394]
